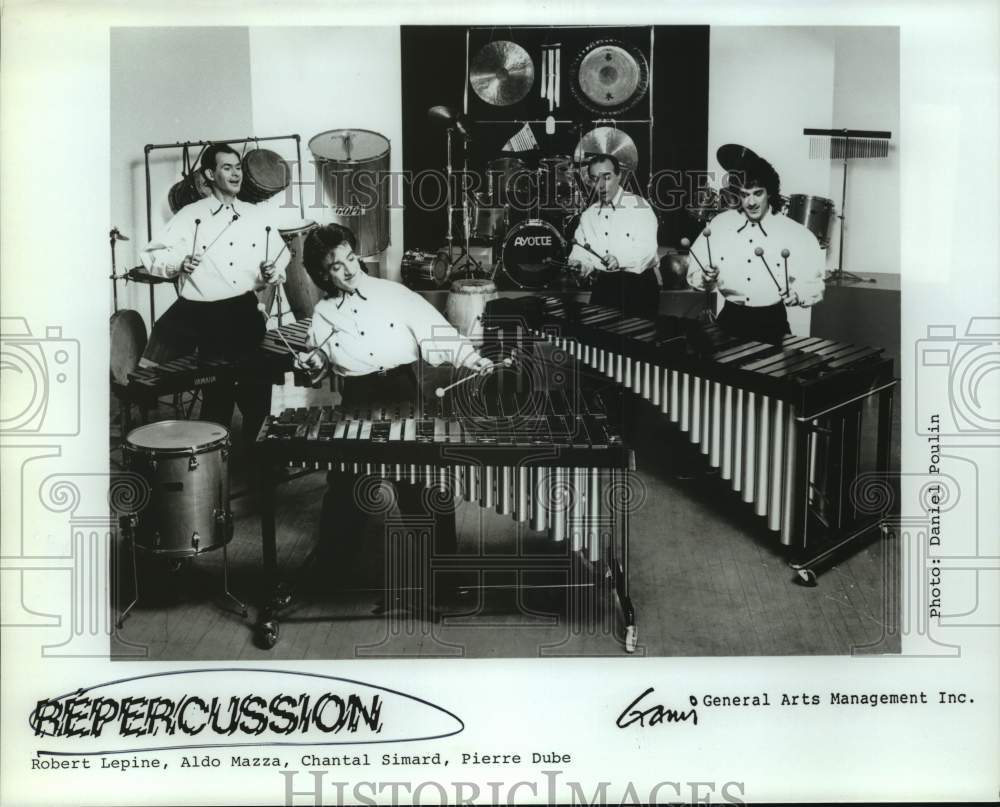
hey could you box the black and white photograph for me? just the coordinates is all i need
[1,2,997,805]
[107,22,901,660]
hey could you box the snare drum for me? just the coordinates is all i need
[786,195,835,248]
[278,221,323,319]
[122,420,232,558]
[500,219,568,289]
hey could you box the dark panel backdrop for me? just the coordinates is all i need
[401,25,709,253]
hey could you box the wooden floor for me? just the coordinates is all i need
[111,381,901,660]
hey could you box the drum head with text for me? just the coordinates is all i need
[501,220,567,289]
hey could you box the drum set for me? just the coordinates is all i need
[403,151,591,291]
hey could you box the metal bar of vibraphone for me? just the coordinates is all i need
[767,399,786,532]
[731,388,744,492]
[689,373,702,445]
[779,408,802,546]
[741,391,757,503]
[720,385,733,479]
[699,378,712,456]
[754,395,771,517]
[588,468,601,563]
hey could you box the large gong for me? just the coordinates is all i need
[570,39,649,116]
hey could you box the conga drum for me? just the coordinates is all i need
[121,420,232,558]
[279,220,324,320]
[238,148,291,204]
[109,310,147,386]
[168,171,211,214]
[444,279,498,345]
[308,129,390,258]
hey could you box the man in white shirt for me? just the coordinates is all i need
[566,154,660,317]
[687,149,825,343]
[296,224,493,601]
[140,143,290,449]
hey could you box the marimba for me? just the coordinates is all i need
[254,369,638,651]
[505,297,896,583]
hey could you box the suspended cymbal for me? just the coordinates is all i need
[470,41,535,106]
[573,126,639,173]
[571,39,649,116]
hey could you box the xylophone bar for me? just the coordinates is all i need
[122,318,314,401]
[259,404,636,563]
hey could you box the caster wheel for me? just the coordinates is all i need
[794,568,818,587]
[625,625,638,653]
[255,621,279,649]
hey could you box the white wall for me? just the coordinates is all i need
[830,27,900,275]
[110,27,254,329]
[247,27,404,279]
[709,26,837,334]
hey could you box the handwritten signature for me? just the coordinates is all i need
[616,687,699,728]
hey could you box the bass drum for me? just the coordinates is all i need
[500,219,567,289]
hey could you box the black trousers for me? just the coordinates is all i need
[320,365,457,558]
[716,301,791,344]
[147,292,270,449]
[589,266,661,318]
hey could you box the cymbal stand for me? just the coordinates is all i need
[446,127,484,279]
[109,227,128,314]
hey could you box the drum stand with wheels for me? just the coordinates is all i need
[116,510,247,627]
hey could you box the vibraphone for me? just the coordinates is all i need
[254,374,639,651]
[522,297,896,583]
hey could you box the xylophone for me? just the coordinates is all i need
[506,297,896,583]
[121,318,313,401]
[254,368,638,651]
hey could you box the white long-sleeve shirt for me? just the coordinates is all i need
[307,274,479,377]
[140,195,290,302]
[567,188,659,275]
[687,208,825,307]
